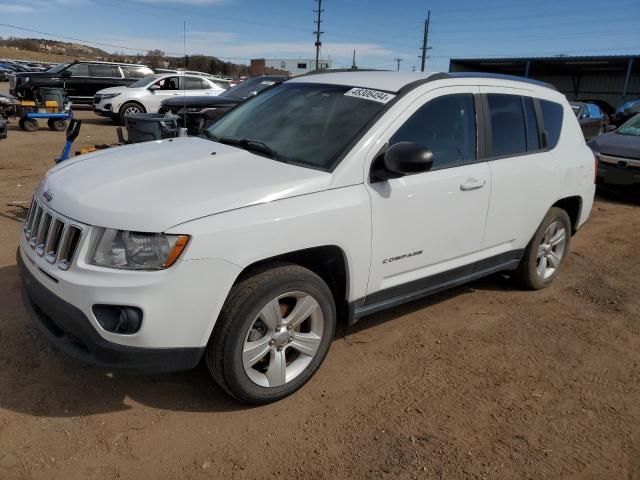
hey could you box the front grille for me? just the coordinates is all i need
[23,197,84,271]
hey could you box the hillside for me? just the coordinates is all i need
[0,46,89,63]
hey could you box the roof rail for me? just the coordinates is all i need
[443,72,557,90]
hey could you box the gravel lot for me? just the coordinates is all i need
[1,82,639,479]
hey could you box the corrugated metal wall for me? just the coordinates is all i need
[450,57,639,108]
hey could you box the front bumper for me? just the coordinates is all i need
[18,250,205,372]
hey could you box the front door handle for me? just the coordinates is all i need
[460,178,486,191]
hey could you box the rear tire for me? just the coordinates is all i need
[47,119,67,131]
[19,118,38,132]
[516,207,572,290]
[119,102,146,124]
[206,263,336,404]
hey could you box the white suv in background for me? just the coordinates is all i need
[93,73,227,123]
[19,71,595,404]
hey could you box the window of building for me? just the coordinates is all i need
[390,93,476,170]
[297,63,307,69]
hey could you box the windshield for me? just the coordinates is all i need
[221,77,278,99]
[128,75,162,88]
[617,115,640,136]
[207,83,389,170]
[48,63,70,74]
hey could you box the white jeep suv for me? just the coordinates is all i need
[93,73,227,123]
[19,71,595,404]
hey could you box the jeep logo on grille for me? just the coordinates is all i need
[42,190,54,202]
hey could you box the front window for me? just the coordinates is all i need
[206,83,389,171]
[220,77,277,99]
[617,115,640,136]
[48,63,70,74]
[391,94,476,169]
[128,75,161,88]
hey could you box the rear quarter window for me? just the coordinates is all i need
[539,100,564,149]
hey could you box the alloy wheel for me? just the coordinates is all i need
[536,220,567,279]
[242,291,324,388]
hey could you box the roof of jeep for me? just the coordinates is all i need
[287,70,556,93]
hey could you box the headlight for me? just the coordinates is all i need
[90,229,189,270]
[99,93,120,100]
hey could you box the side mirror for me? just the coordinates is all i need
[60,71,72,78]
[371,142,433,182]
[148,84,161,91]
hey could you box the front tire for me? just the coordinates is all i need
[119,102,146,124]
[206,264,336,404]
[516,207,571,290]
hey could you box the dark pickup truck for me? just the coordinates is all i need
[10,60,153,105]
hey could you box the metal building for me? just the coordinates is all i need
[449,55,638,109]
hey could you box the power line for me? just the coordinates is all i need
[313,0,324,70]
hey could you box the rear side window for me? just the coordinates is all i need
[89,64,120,78]
[487,94,527,157]
[390,93,476,170]
[184,77,207,90]
[539,100,564,149]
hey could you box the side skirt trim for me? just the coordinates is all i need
[349,249,523,324]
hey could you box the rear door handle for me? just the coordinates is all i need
[460,178,486,191]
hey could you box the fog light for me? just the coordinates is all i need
[93,305,143,334]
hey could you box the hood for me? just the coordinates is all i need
[162,96,240,108]
[38,136,331,232]
[96,86,130,95]
[589,131,640,160]
[12,71,53,78]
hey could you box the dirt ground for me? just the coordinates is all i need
[1,82,639,480]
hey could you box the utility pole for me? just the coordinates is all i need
[351,50,357,70]
[394,58,402,71]
[420,10,431,72]
[313,0,324,71]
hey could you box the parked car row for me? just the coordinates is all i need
[93,72,229,123]
[1,59,52,81]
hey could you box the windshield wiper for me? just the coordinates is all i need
[218,137,281,161]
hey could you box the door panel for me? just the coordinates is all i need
[367,162,491,296]
[365,86,491,301]
[480,87,561,252]
[145,76,181,112]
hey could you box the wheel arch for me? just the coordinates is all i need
[118,99,146,115]
[234,245,351,324]
[552,196,582,234]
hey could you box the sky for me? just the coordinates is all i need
[0,0,638,73]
